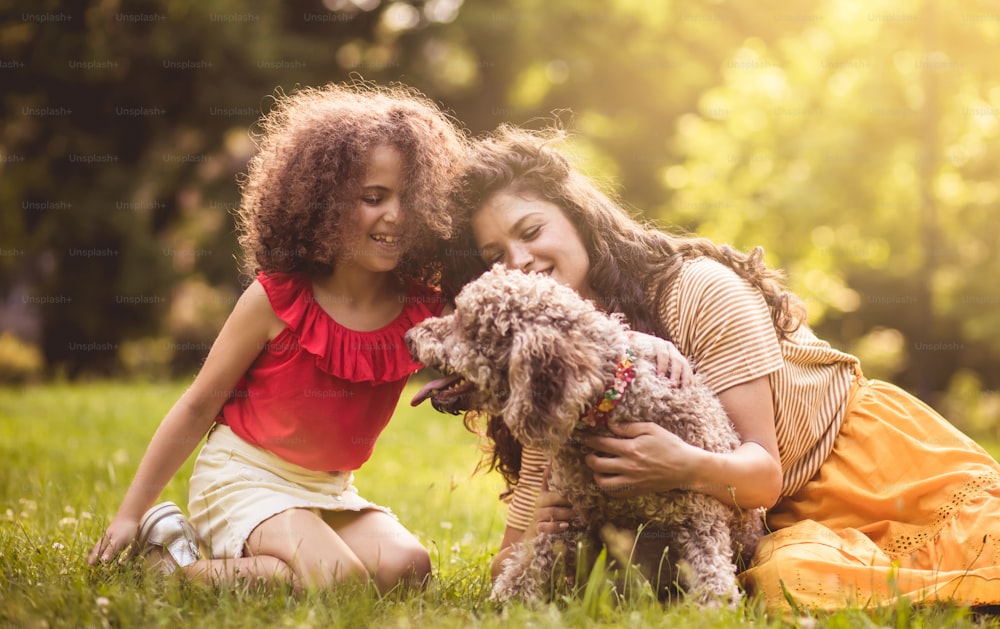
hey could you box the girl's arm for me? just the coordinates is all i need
[89,280,283,564]
[582,375,782,509]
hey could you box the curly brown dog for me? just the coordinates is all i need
[405,265,764,606]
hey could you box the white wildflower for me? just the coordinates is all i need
[112,449,129,465]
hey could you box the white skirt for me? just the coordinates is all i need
[188,424,392,559]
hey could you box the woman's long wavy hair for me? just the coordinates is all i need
[444,125,805,492]
[236,81,467,285]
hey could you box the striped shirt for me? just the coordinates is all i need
[505,257,858,532]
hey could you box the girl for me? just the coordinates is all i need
[435,125,1000,611]
[88,82,467,592]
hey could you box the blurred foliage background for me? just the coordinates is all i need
[1,0,998,438]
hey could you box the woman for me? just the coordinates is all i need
[437,125,1000,611]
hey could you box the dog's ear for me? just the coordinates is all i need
[503,334,589,450]
[503,336,554,449]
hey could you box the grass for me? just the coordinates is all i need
[1,380,998,628]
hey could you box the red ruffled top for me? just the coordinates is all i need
[218,271,446,471]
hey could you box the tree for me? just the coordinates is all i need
[0,0,461,375]
[2,0,997,427]
[658,0,1000,405]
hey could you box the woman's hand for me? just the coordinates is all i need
[582,422,700,497]
[530,473,574,535]
[581,376,784,509]
[88,516,140,565]
[625,331,692,387]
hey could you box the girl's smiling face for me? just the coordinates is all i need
[339,144,406,273]
[472,189,595,301]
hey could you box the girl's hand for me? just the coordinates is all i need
[624,332,692,387]
[582,421,701,497]
[88,516,139,565]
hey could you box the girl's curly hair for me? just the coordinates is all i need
[236,81,467,284]
[445,125,805,491]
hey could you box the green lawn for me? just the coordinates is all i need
[1,381,997,628]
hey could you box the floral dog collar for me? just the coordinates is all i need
[578,348,636,429]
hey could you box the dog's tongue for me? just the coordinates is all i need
[411,373,464,406]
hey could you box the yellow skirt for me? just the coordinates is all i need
[742,376,1000,612]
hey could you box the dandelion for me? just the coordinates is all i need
[112,449,129,465]
[52,541,65,551]
[58,517,78,527]
[439,521,453,530]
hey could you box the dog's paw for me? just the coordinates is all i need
[489,575,543,607]
[692,580,743,609]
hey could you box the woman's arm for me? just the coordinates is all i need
[490,474,573,578]
[89,281,283,564]
[582,375,782,509]
[491,526,524,578]
[581,258,787,509]
[494,376,781,576]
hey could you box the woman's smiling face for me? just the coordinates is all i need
[471,189,595,301]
